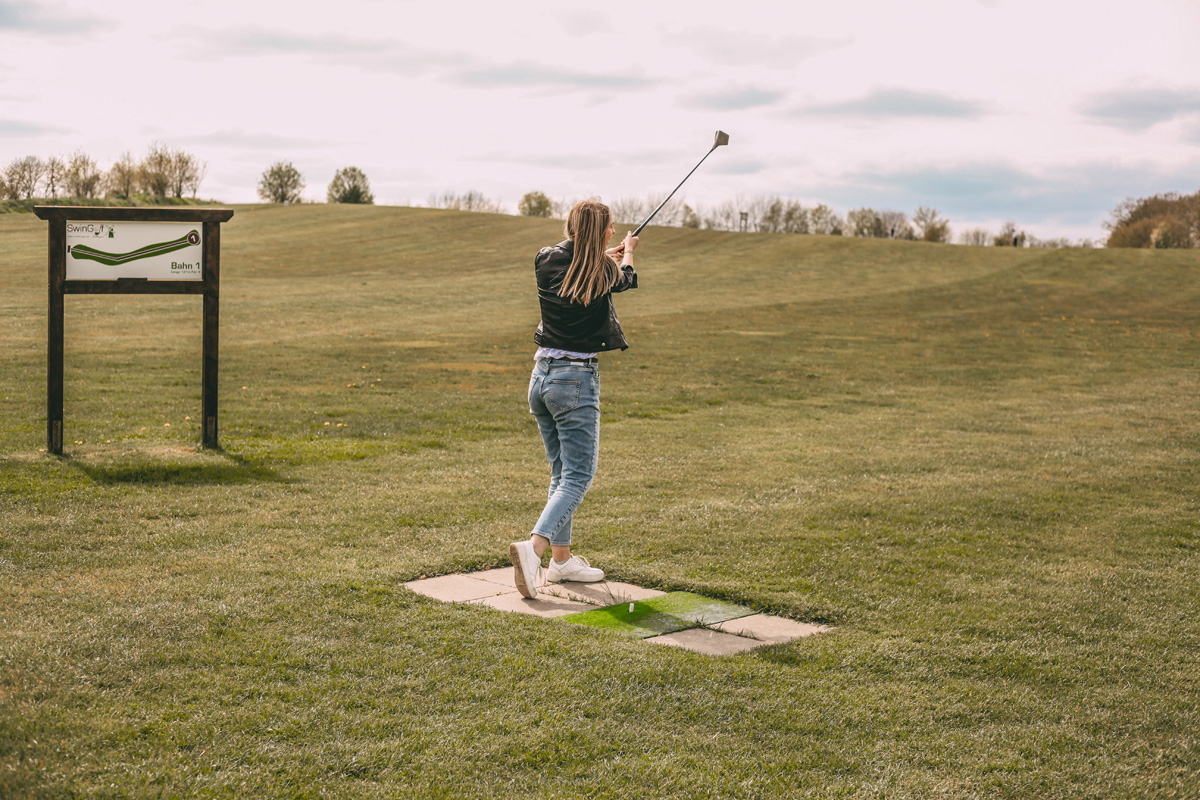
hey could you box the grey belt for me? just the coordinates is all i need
[544,358,597,366]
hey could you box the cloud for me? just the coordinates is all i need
[684,87,785,111]
[466,152,614,171]
[714,160,768,176]
[0,1,105,35]
[182,27,455,74]
[466,147,682,171]
[455,63,654,91]
[796,88,987,120]
[186,28,649,93]
[811,159,1200,226]
[0,119,68,137]
[1186,119,1200,145]
[216,30,392,58]
[175,129,331,151]
[670,28,852,68]
[1079,86,1200,130]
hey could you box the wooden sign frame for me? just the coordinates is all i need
[34,206,235,455]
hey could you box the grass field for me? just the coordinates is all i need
[1,204,1197,798]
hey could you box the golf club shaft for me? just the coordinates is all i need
[631,146,718,237]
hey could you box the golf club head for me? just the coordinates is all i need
[713,130,729,148]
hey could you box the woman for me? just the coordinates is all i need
[510,199,639,599]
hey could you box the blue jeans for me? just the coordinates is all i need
[528,358,600,547]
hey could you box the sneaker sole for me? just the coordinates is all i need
[547,573,604,584]
[509,542,538,599]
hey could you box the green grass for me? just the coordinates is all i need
[1,204,1197,798]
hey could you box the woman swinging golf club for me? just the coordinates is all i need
[510,199,638,598]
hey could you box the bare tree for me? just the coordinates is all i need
[782,201,808,234]
[169,149,206,198]
[3,156,45,199]
[847,207,885,238]
[878,210,914,240]
[644,192,684,227]
[139,142,172,197]
[913,206,951,242]
[993,221,1026,247]
[758,197,785,233]
[426,190,503,213]
[702,199,740,231]
[43,156,65,198]
[958,228,991,246]
[106,151,138,198]
[64,151,104,198]
[608,197,644,225]
[809,203,844,236]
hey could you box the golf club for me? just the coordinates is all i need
[631,130,729,237]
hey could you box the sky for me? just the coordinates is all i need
[2,0,1198,242]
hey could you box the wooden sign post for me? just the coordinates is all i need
[34,206,235,455]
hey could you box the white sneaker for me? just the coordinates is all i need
[546,555,604,584]
[509,540,541,598]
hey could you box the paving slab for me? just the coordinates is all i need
[540,580,666,606]
[559,591,755,639]
[713,614,830,644]
[469,567,521,589]
[648,627,764,655]
[470,592,594,618]
[405,574,515,603]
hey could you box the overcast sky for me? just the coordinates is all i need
[2,0,1198,241]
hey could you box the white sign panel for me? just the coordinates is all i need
[65,221,203,280]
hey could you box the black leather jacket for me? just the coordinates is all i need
[533,239,638,352]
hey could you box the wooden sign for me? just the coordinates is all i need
[34,206,235,455]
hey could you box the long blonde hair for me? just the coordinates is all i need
[559,200,619,306]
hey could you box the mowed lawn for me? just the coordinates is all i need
[1,204,1197,799]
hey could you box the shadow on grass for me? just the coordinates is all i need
[69,449,284,486]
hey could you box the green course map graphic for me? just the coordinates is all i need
[69,230,200,267]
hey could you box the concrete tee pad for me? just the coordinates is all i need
[540,581,665,605]
[557,592,755,639]
[714,614,830,644]
[405,573,512,603]
[406,572,830,655]
[469,591,593,618]
[467,567,519,588]
[649,627,765,655]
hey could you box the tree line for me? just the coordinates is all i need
[1,144,206,201]
[18,150,1170,248]
[256,165,1035,247]
[1105,191,1199,248]
[516,190,1094,247]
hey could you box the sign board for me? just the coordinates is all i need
[66,221,204,280]
[35,205,234,455]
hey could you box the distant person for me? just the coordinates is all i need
[510,200,639,598]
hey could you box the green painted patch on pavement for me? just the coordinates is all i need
[559,591,755,639]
